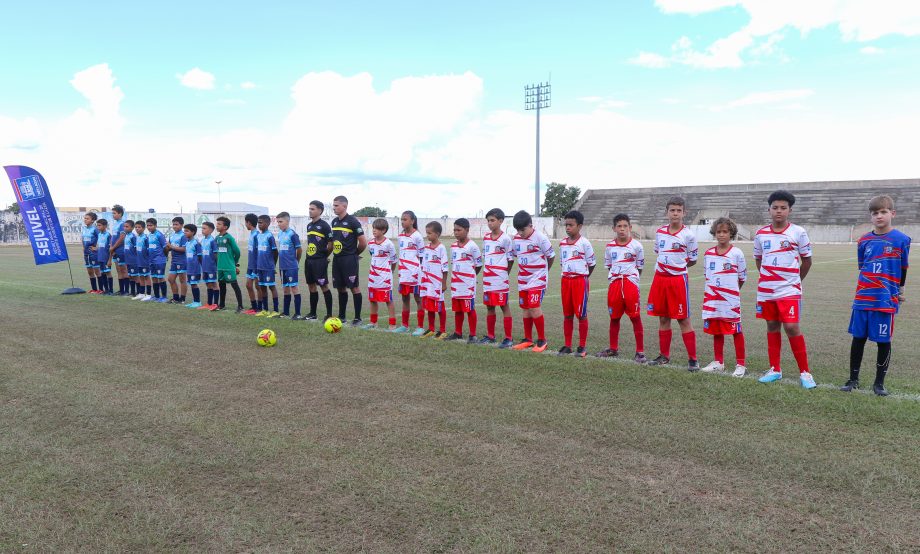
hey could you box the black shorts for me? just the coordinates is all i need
[332,254,360,290]
[305,258,329,286]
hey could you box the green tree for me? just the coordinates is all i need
[540,183,581,218]
[354,206,387,217]
[5,202,19,214]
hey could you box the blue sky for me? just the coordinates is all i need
[2,0,919,215]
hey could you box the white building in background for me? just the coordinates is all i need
[197,202,268,216]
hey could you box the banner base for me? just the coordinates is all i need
[62,287,86,295]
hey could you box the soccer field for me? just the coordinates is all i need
[1,242,919,551]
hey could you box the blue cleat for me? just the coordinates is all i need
[758,369,783,383]
[186,302,202,309]
[411,327,427,337]
[156,297,169,303]
[391,325,409,333]
[800,372,817,389]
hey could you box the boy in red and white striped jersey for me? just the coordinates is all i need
[510,211,555,352]
[397,211,427,335]
[558,210,596,357]
[419,221,449,338]
[480,208,516,348]
[446,218,483,342]
[700,218,748,377]
[596,214,647,363]
[364,218,398,330]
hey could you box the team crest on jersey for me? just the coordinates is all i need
[780,240,791,248]
[341,230,350,236]
[671,242,680,249]
[623,253,632,260]
[723,263,732,270]
[885,246,893,253]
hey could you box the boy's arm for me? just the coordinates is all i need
[800,256,812,280]
[357,234,368,256]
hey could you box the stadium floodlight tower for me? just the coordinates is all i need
[524,81,551,215]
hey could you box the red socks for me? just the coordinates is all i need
[609,318,621,350]
[487,313,496,339]
[417,309,425,328]
[401,309,410,328]
[370,313,378,325]
[659,329,672,358]
[503,317,513,340]
[713,334,725,364]
[454,312,464,335]
[734,332,746,366]
[563,318,574,347]
[523,317,533,341]
[469,310,478,336]
[630,315,644,352]
[578,318,588,348]
[534,315,546,341]
[789,334,809,373]
[388,316,396,327]
[438,309,446,333]
[767,331,782,371]
[427,311,435,332]
[682,331,697,361]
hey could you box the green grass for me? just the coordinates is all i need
[1,242,919,551]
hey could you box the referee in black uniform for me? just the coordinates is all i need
[304,200,334,320]
[330,195,367,325]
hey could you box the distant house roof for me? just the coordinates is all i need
[197,202,268,214]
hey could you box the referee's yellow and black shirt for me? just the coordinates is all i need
[305,219,333,259]
[330,215,364,257]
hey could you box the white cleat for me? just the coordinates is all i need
[732,364,747,377]
[133,293,145,300]
[701,360,724,373]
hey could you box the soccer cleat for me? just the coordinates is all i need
[532,340,548,353]
[575,346,587,358]
[800,371,817,389]
[646,355,670,366]
[197,304,212,310]
[279,314,291,319]
[872,383,889,397]
[758,369,782,383]
[103,292,115,296]
[688,359,701,372]
[255,310,268,317]
[595,348,618,358]
[141,295,155,302]
[133,293,145,300]
[840,379,859,392]
[512,339,534,351]
[467,335,478,344]
[156,297,169,303]
[391,325,409,333]
[267,311,281,319]
[558,346,573,355]
[243,309,258,315]
[634,353,649,364]
[186,302,202,308]
[167,299,178,304]
[445,333,463,341]
[498,338,514,349]
[421,330,436,338]
[304,313,318,321]
[732,365,747,378]
[412,327,428,337]
[361,323,376,330]
[701,361,724,373]
[235,307,245,314]
[435,332,448,340]
[291,315,305,321]
[88,290,101,294]
[478,336,496,344]
[351,318,363,327]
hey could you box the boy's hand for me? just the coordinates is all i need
[236,268,240,275]
[109,247,115,254]
[898,287,906,303]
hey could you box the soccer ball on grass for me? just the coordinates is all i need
[324,317,343,333]
[257,329,277,347]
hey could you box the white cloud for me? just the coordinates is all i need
[636,0,920,69]
[240,81,257,89]
[578,96,603,103]
[720,88,815,109]
[178,67,215,90]
[860,45,885,54]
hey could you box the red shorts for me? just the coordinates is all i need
[422,297,444,312]
[561,276,589,318]
[518,289,545,310]
[369,288,392,303]
[647,273,690,319]
[452,298,475,313]
[398,283,419,297]
[607,278,641,319]
[703,318,742,336]
[757,298,801,323]
[483,291,509,307]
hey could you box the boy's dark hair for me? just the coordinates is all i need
[134,220,145,227]
[767,190,796,207]
[426,221,442,235]
[563,210,584,225]
[333,195,348,204]
[202,221,215,230]
[868,195,894,212]
[512,210,532,231]
[372,218,389,231]
[666,196,685,209]
[257,214,271,224]
[276,211,290,219]
[146,217,157,225]
[216,216,231,227]
[112,204,124,215]
[125,219,135,228]
[454,218,470,230]
[613,213,631,226]
[309,200,324,211]
[485,208,505,220]
[402,210,418,230]
[709,217,738,239]
[172,216,184,225]
[244,213,258,226]
[86,212,98,221]
[184,223,197,234]
[97,218,108,227]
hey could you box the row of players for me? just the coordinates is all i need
[80,192,909,395]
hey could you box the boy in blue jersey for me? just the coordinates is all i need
[146,217,169,302]
[108,205,129,295]
[841,195,911,396]
[243,213,260,314]
[183,224,203,308]
[122,220,137,297]
[81,212,102,293]
[132,220,152,300]
[255,214,280,317]
[198,221,220,309]
[165,216,189,303]
[276,212,304,319]
[92,218,114,294]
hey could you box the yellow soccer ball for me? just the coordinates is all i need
[324,317,343,333]
[257,328,277,347]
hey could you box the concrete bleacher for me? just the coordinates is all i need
[574,179,920,241]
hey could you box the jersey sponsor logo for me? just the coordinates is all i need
[333,240,343,254]
[709,261,715,270]
[762,240,771,249]
[658,240,665,248]
[307,243,317,256]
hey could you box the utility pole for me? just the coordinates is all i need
[215,180,223,212]
[525,81,551,215]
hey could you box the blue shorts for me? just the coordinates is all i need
[98,262,111,273]
[136,265,150,277]
[150,263,166,279]
[201,271,217,284]
[83,252,98,269]
[187,272,202,285]
[246,269,258,280]
[257,269,276,287]
[280,268,299,288]
[849,309,895,343]
[169,261,186,275]
[113,252,126,266]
